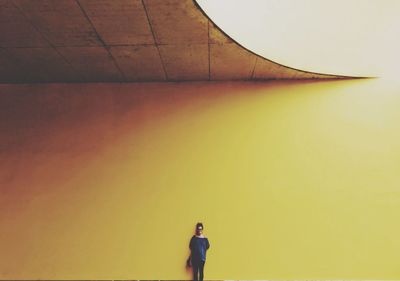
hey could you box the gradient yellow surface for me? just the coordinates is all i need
[1,79,400,279]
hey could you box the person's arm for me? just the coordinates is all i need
[189,236,194,251]
[206,238,210,250]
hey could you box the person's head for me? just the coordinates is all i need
[195,222,204,235]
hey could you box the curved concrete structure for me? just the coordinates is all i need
[0,0,354,83]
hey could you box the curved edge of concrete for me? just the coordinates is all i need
[193,0,370,80]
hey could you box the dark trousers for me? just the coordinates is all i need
[192,259,205,281]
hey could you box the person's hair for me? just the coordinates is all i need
[196,222,204,230]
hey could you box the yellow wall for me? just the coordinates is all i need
[1,79,400,280]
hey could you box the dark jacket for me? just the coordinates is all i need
[189,235,210,262]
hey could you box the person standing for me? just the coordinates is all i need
[189,222,210,281]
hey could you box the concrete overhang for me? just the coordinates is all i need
[0,0,356,83]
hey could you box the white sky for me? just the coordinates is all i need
[197,0,400,78]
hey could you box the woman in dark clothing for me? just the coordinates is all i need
[189,222,210,281]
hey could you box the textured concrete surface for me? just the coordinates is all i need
[0,0,348,83]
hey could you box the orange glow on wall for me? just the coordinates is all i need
[1,80,400,279]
